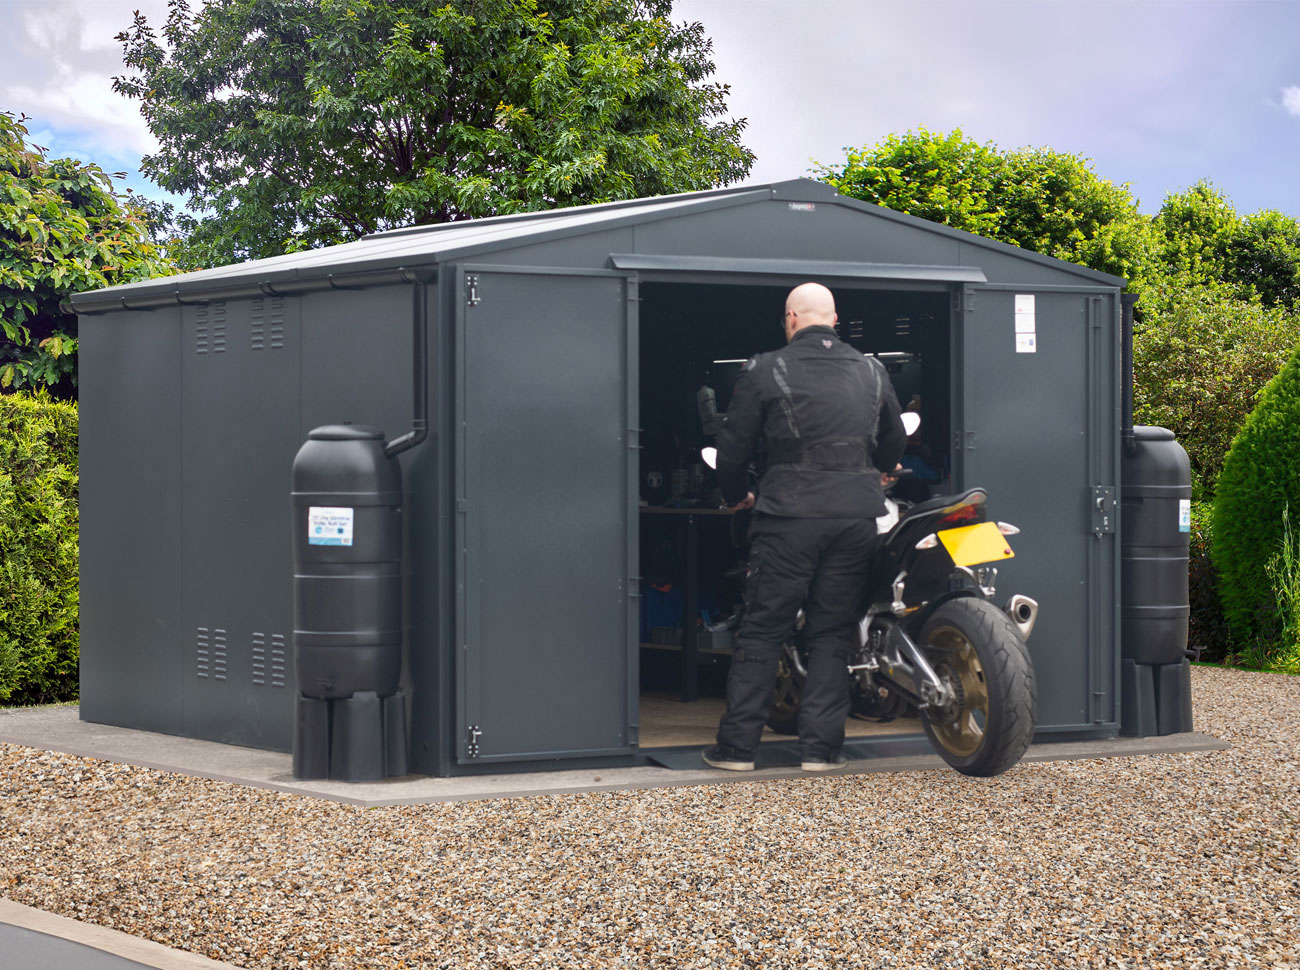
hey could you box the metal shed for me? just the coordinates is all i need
[73,178,1133,776]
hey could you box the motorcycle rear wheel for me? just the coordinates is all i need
[917,597,1037,777]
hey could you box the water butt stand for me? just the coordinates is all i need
[291,425,408,780]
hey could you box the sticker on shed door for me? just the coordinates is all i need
[1015,294,1037,353]
[308,506,354,545]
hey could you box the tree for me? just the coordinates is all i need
[812,129,1005,238]
[1132,281,1299,495]
[812,128,1152,286]
[0,112,172,397]
[1227,209,1300,309]
[114,0,755,268]
[1152,181,1300,310]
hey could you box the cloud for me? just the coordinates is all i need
[0,1,168,162]
[1284,86,1300,118]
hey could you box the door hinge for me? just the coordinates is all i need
[629,576,642,598]
[955,430,975,450]
[629,427,642,450]
[1091,486,1115,536]
[456,498,468,513]
[466,724,482,758]
[955,288,976,313]
[465,274,481,306]
[1093,690,1108,723]
[628,723,639,745]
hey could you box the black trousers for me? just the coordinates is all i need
[716,514,879,758]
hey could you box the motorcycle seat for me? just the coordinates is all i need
[896,487,988,524]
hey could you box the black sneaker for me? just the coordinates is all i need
[701,743,755,772]
[801,752,850,772]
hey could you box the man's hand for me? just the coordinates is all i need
[728,492,755,512]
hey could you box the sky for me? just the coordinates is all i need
[2,0,1299,219]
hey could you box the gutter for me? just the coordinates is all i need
[66,265,438,315]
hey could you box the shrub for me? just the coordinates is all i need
[1212,340,1300,652]
[1134,281,1299,497]
[1255,505,1300,673]
[0,390,78,703]
[1187,499,1230,661]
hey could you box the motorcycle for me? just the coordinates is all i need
[702,415,1039,777]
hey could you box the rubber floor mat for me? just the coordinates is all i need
[646,733,932,770]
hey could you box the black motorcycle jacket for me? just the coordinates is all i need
[716,325,908,518]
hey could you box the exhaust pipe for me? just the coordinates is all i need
[1004,594,1039,640]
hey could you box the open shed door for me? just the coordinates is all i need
[454,266,637,764]
[955,286,1120,734]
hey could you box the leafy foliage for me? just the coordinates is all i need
[114,0,755,268]
[1132,281,1299,496]
[1260,505,1300,673]
[1152,182,1300,309]
[1187,499,1230,662]
[1212,342,1300,651]
[0,112,173,396]
[813,128,1152,285]
[0,391,79,704]
[1227,209,1300,309]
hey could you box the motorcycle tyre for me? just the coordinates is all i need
[765,644,804,736]
[917,597,1037,777]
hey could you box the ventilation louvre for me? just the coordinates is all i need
[194,302,228,355]
[251,296,286,351]
[253,632,288,688]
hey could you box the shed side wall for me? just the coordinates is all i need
[79,307,185,731]
[180,296,302,747]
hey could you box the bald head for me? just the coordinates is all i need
[784,282,837,342]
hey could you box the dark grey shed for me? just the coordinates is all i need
[73,178,1133,776]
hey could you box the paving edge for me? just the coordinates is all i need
[0,898,246,970]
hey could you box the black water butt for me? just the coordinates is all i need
[291,425,408,780]
[1120,425,1194,736]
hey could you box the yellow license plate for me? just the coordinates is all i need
[938,521,1015,567]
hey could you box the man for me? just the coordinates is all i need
[702,282,907,772]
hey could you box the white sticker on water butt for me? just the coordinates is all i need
[308,506,354,546]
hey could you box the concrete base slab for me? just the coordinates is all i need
[0,705,1230,807]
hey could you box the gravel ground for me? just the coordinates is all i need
[1,664,1297,970]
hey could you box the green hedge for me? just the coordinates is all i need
[0,391,78,704]
[1212,340,1300,654]
[1133,282,1299,497]
[1188,499,1231,661]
